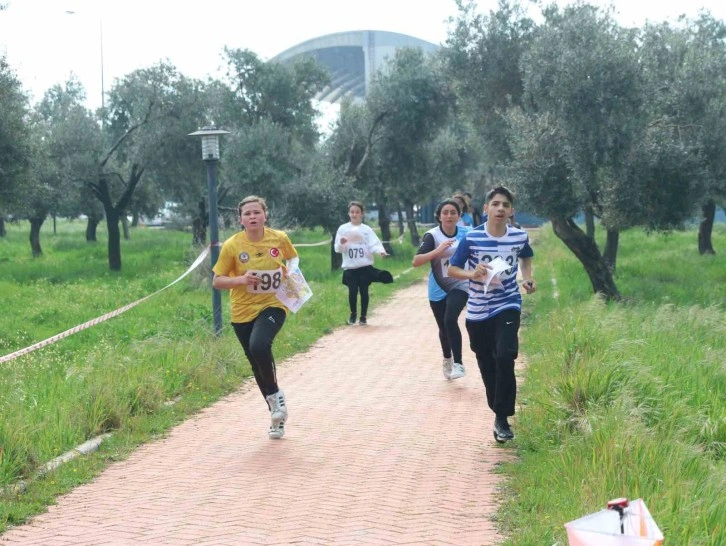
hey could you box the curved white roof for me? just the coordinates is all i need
[272,30,440,103]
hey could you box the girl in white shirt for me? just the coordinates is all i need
[334,201,390,325]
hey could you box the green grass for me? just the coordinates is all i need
[501,224,725,545]
[0,219,420,531]
[2,220,724,543]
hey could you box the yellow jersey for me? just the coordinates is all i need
[213,228,298,323]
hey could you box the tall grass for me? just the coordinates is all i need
[0,219,419,531]
[502,224,725,545]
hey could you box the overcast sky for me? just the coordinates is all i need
[2,0,725,113]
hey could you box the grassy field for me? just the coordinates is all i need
[0,219,420,532]
[1,220,724,544]
[501,224,725,545]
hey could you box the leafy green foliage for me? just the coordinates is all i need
[499,224,725,544]
[31,79,103,220]
[521,4,643,219]
[444,0,534,164]
[0,56,31,214]
[214,48,330,219]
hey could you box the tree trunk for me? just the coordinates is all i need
[603,229,619,273]
[90,164,144,271]
[551,217,620,301]
[86,216,99,242]
[52,213,57,234]
[378,202,394,256]
[405,202,420,247]
[0,217,5,237]
[698,199,716,255]
[192,198,208,246]
[29,217,45,257]
[121,214,130,240]
[584,207,595,239]
[330,238,342,271]
[396,206,405,237]
[106,209,122,271]
[192,217,206,246]
[131,211,140,227]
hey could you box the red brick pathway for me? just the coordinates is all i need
[2,280,518,545]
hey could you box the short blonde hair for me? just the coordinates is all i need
[238,195,268,216]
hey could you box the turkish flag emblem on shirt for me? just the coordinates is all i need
[270,247,280,257]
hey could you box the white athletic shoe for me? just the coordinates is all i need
[449,363,466,380]
[268,422,285,439]
[442,357,454,380]
[266,390,287,439]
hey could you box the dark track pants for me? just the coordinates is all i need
[232,307,286,398]
[466,309,520,417]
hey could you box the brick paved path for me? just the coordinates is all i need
[2,280,518,545]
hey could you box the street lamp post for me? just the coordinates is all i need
[188,127,230,336]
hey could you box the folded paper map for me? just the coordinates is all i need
[276,268,313,313]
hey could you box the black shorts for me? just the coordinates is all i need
[342,265,393,287]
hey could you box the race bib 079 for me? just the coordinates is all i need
[347,243,366,260]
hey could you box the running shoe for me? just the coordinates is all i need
[449,362,466,380]
[269,422,285,439]
[266,390,287,439]
[359,316,367,326]
[348,313,357,325]
[442,356,454,379]
[493,416,514,443]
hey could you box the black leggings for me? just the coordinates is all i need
[232,307,286,398]
[429,289,468,363]
[348,284,369,317]
[346,278,370,317]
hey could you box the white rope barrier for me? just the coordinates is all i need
[293,238,332,247]
[1,233,410,365]
[0,247,211,365]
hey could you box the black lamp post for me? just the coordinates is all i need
[188,127,230,336]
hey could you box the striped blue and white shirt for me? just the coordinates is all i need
[449,223,533,321]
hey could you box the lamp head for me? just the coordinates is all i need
[188,127,230,160]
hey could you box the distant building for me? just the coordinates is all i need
[272,30,440,104]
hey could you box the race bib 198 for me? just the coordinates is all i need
[246,268,283,293]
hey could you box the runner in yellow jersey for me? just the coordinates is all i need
[213,195,299,439]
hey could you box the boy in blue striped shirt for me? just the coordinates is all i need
[448,186,536,443]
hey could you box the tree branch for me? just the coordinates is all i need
[99,99,156,168]
[351,111,388,178]
[116,163,145,213]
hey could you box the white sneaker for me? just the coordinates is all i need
[266,390,287,439]
[269,422,285,439]
[442,357,454,380]
[449,363,466,380]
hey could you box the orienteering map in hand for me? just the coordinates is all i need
[275,268,313,313]
[483,256,509,293]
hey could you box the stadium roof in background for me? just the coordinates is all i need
[271,30,440,104]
